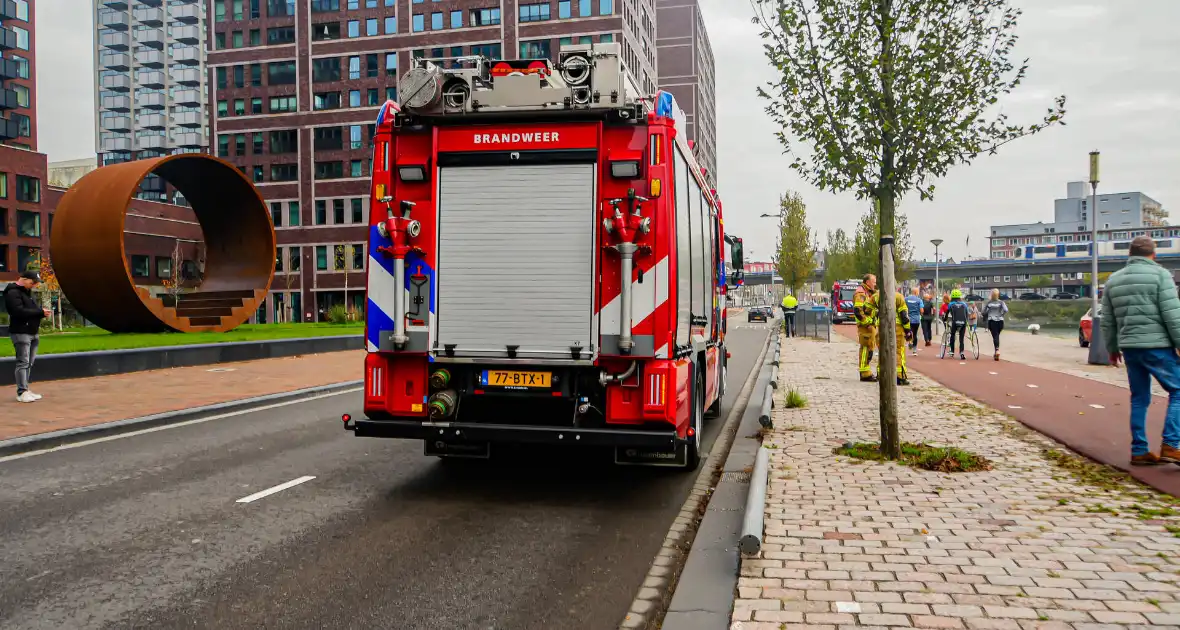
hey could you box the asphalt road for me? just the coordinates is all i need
[0,317,771,630]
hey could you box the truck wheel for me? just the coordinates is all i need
[683,371,703,471]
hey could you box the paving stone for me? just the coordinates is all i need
[860,614,913,626]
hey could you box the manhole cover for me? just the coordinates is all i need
[720,471,751,483]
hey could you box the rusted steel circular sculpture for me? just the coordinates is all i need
[51,154,275,333]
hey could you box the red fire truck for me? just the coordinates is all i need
[831,280,861,323]
[344,43,744,470]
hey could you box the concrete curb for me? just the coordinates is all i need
[0,380,363,458]
[660,331,781,630]
[0,335,363,386]
[618,326,775,630]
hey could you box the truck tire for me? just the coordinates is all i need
[682,371,703,471]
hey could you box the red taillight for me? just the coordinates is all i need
[342,413,351,423]
[687,427,696,437]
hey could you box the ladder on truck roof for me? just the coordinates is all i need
[394,42,649,123]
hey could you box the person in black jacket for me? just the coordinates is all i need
[4,270,50,403]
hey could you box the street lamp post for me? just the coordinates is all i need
[1087,151,1109,365]
[931,239,943,293]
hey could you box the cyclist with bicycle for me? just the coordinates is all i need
[944,289,970,360]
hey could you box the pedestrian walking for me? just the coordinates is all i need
[920,292,935,347]
[4,270,50,403]
[904,286,923,355]
[1101,235,1180,466]
[982,289,1008,361]
[781,292,798,337]
[944,289,969,360]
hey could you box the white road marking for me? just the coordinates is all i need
[1008,405,1022,409]
[1089,404,1105,409]
[988,371,998,375]
[0,388,363,464]
[236,476,316,504]
[1027,384,1039,388]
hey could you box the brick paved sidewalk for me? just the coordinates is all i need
[0,350,364,441]
[733,334,1180,630]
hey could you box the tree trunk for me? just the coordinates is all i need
[877,192,901,459]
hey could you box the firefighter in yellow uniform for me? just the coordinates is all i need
[873,288,913,386]
[853,274,878,382]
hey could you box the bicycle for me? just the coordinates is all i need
[967,323,980,360]
[939,320,980,360]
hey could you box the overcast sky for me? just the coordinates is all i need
[35,0,1179,263]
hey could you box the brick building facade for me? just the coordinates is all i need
[655,0,714,189]
[208,0,655,323]
[1,0,35,148]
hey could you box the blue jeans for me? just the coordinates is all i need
[1123,348,1180,456]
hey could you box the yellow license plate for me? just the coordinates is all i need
[483,370,552,388]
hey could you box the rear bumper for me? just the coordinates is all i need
[352,418,681,451]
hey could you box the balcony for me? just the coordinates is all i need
[137,29,165,49]
[101,73,132,91]
[171,67,200,86]
[101,94,132,112]
[101,0,129,8]
[172,132,203,148]
[135,49,164,68]
[171,110,201,127]
[135,135,165,150]
[137,0,162,6]
[0,27,18,51]
[172,25,200,44]
[100,31,130,50]
[99,11,130,30]
[173,89,201,106]
[0,116,19,140]
[136,113,166,129]
[137,70,165,88]
[171,2,199,23]
[101,52,131,71]
[102,115,132,132]
[171,46,200,65]
[102,136,132,152]
[0,57,19,80]
[0,88,18,110]
[133,6,163,26]
[0,0,18,20]
[137,92,166,109]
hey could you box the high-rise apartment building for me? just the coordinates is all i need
[94,0,209,200]
[209,0,655,323]
[0,0,35,149]
[655,0,715,189]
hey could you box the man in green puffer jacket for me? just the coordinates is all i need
[1101,236,1180,466]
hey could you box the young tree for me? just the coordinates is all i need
[1027,275,1052,290]
[161,240,185,306]
[851,208,915,278]
[33,253,62,330]
[775,191,817,295]
[753,0,1066,458]
[823,228,855,285]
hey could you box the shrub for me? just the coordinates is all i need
[785,389,807,408]
[327,304,350,324]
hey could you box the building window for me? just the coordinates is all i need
[234,134,246,155]
[15,210,39,238]
[251,97,263,114]
[253,132,264,154]
[413,14,424,31]
[600,0,612,14]
[579,0,591,16]
[268,61,297,85]
[270,95,297,112]
[313,57,341,82]
[130,255,150,278]
[234,99,246,115]
[353,244,365,270]
[348,55,361,79]
[289,246,301,271]
[270,163,298,181]
[519,40,551,59]
[270,129,298,154]
[367,53,379,77]
[217,100,228,117]
[268,26,295,44]
[351,198,364,223]
[314,200,327,225]
[313,22,341,41]
[367,18,378,36]
[519,3,549,22]
[0,172,6,199]
[385,53,397,76]
[349,125,363,150]
[333,245,347,271]
[472,43,501,58]
[16,246,37,273]
[271,201,283,228]
[431,12,443,29]
[349,90,361,107]
[386,87,397,101]
[315,161,345,180]
[348,20,360,37]
[250,64,263,86]
[314,246,328,272]
[217,135,230,157]
[559,0,571,18]
[11,26,29,51]
[311,0,340,11]
[15,176,39,203]
[232,31,244,48]
[156,256,172,279]
[333,199,345,224]
[470,7,501,26]
[367,88,380,106]
[314,126,343,150]
[600,33,613,43]
[288,202,300,227]
[314,92,342,110]
[249,29,262,46]
[384,16,396,34]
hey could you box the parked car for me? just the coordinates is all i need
[999,293,1011,300]
[965,294,985,302]
[1079,305,1102,347]
[1019,292,1047,300]
[1053,293,1079,300]
[748,307,769,323]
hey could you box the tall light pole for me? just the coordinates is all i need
[931,239,943,293]
[1087,151,1109,365]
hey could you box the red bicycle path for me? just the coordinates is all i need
[829,324,1180,497]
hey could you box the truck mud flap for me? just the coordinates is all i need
[614,444,688,468]
[425,439,491,459]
